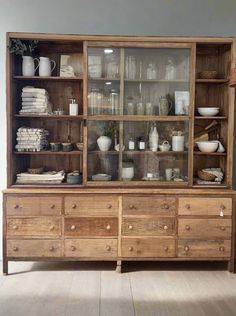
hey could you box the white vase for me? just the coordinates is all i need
[39,57,56,77]
[97,136,112,151]
[22,56,39,76]
[149,124,159,152]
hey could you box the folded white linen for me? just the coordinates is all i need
[22,102,47,107]
[22,97,47,103]
[21,92,48,99]
[22,87,47,95]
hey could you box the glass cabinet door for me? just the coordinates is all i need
[87,44,192,185]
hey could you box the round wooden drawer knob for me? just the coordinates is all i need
[220,205,226,210]
[185,225,191,231]
[219,246,225,252]
[184,246,190,252]
[13,246,18,252]
[50,204,55,209]
[49,246,54,252]
[220,226,226,231]
[129,204,134,209]
[164,246,169,252]
[185,204,190,210]
[71,246,76,251]
[13,225,18,230]
[72,204,77,209]
[128,225,133,230]
[162,204,169,210]
[163,225,168,230]
[49,225,54,231]
[107,204,112,209]
[106,225,111,231]
[71,225,76,231]
[129,246,133,252]
[13,204,19,209]
[106,245,111,251]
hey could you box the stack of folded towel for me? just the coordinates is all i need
[15,127,49,152]
[19,86,52,115]
[16,170,65,184]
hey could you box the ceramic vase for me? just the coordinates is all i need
[97,136,112,151]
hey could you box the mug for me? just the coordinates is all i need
[39,57,56,76]
[165,168,173,181]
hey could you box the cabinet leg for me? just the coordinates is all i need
[3,259,8,276]
[116,260,122,273]
[228,260,235,273]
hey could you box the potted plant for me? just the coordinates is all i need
[97,122,118,152]
[9,39,39,76]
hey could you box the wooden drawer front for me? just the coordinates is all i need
[178,240,231,258]
[6,196,62,216]
[121,238,175,258]
[123,196,176,216]
[178,198,232,216]
[64,217,118,237]
[7,239,62,257]
[7,217,61,237]
[65,239,117,258]
[178,219,232,239]
[65,196,118,216]
[122,217,176,236]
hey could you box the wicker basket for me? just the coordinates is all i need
[27,167,44,174]
[198,71,217,79]
[198,170,216,181]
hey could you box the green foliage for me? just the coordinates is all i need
[9,39,38,56]
[103,121,118,139]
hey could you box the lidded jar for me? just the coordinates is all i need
[88,88,103,115]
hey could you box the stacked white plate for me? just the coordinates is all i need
[92,174,111,181]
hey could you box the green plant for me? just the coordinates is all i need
[103,121,118,139]
[9,39,38,56]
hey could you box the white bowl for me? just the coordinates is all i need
[197,107,219,117]
[196,141,219,153]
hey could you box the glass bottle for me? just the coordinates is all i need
[128,137,135,151]
[165,57,176,80]
[127,102,135,115]
[145,102,154,115]
[109,89,119,115]
[137,102,145,115]
[106,54,119,78]
[88,88,103,115]
[125,56,136,79]
[138,137,145,151]
[146,63,157,80]
[149,123,159,152]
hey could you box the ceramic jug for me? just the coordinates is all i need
[22,56,39,76]
[159,96,172,116]
[39,57,56,77]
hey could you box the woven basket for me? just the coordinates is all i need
[27,167,44,174]
[198,170,216,181]
[198,71,217,79]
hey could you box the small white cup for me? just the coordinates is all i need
[165,168,173,181]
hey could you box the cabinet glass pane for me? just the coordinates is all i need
[88,48,121,115]
[124,48,190,116]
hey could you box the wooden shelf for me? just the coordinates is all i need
[11,183,84,188]
[13,76,83,81]
[194,116,227,120]
[89,77,120,82]
[88,150,188,155]
[195,79,228,84]
[14,151,83,155]
[124,79,188,83]
[194,151,227,156]
[88,150,118,155]
[15,114,84,120]
[88,115,189,122]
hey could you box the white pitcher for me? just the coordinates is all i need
[39,57,56,76]
[22,56,39,76]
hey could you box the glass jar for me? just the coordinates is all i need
[165,57,176,80]
[145,102,154,115]
[137,102,145,115]
[127,102,135,115]
[88,55,102,78]
[88,88,103,115]
[109,89,119,115]
[125,56,136,79]
[138,137,145,151]
[106,55,119,78]
[128,137,135,150]
[146,63,157,80]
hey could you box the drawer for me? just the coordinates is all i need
[178,219,232,239]
[178,240,231,258]
[121,237,175,258]
[65,196,119,216]
[123,196,176,216]
[6,196,62,216]
[7,239,62,257]
[122,217,176,236]
[7,217,61,237]
[178,197,232,216]
[64,217,118,237]
[64,239,117,258]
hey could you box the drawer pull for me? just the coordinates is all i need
[164,246,169,252]
[106,245,111,251]
[13,204,19,209]
[185,225,191,231]
[72,204,77,209]
[71,225,76,231]
[71,246,76,251]
[129,204,135,209]
[220,205,226,210]
[162,204,169,210]
[184,246,190,252]
[106,225,111,231]
[220,226,226,231]
[13,225,18,230]
[107,204,112,209]
[128,225,133,230]
[129,246,134,252]
[13,246,18,252]
[163,225,168,230]
[185,204,190,210]
[50,204,55,209]
[49,225,55,231]
[49,246,54,252]
[219,246,225,252]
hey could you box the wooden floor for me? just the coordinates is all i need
[0,261,236,316]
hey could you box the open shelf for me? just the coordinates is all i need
[194,151,227,156]
[15,114,84,120]
[13,76,83,81]
[11,183,84,188]
[194,116,227,120]
[195,79,228,84]
[14,151,83,155]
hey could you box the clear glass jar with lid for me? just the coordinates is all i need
[109,89,120,115]
[88,88,103,115]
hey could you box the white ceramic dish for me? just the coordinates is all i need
[196,141,218,153]
[197,107,219,117]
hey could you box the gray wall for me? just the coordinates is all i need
[1,0,236,258]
